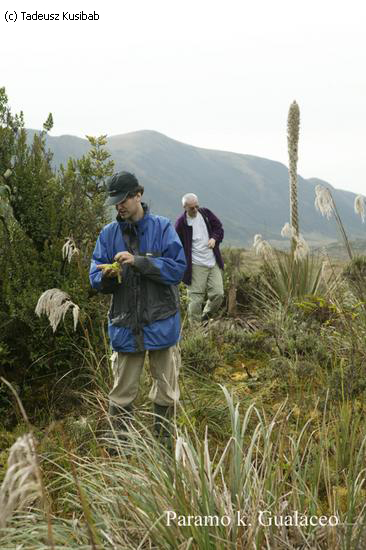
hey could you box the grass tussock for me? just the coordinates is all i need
[1,383,366,549]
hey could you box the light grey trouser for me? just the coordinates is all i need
[109,345,180,408]
[187,263,224,322]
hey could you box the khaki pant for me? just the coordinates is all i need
[187,263,224,322]
[109,345,180,408]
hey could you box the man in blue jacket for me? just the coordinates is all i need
[90,172,186,443]
[175,193,224,323]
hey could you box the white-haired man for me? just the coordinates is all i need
[175,193,224,322]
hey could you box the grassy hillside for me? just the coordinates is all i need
[2,246,366,548]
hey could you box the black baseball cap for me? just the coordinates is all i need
[105,172,140,206]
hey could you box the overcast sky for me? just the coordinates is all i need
[2,0,366,195]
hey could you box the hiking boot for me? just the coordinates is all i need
[153,404,173,449]
[108,402,134,439]
[201,313,213,327]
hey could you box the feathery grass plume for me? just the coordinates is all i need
[0,434,42,529]
[293,234,310,261]
[287,101,300,242]
[281,222,309,261]
[35,288,80,332]
[0,377,54,547]
[315,185,353,260]
[315,185,333,219]
[280,222,294,238]
[62,237,79,263]
[354,195,365,223]
[253,234,273,261]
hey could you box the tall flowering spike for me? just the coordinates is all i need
[354,195,365,223]
[314,185,333,219]
[287,101,300,238]
[35,288,80,332]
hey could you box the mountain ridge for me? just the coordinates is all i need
[26,129,365,247]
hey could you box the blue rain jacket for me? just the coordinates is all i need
[89,207,186,352]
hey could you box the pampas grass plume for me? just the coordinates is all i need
[62,238,80,263]
[0,434,41,528]
[315,185,333,219]
[253,234,273,261]
[354,195,365,223]
[35,288,80,332]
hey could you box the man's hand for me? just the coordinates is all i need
[208,238,216,249]
[102,267,119,278]
[114,251,135,265]
[96,263,121,278]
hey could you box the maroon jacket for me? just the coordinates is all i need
[175,208,224,285]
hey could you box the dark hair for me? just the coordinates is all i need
[130,185,144,197]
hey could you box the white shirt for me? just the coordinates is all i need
[187,212,216,267]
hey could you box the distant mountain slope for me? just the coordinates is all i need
[27,129,365,246]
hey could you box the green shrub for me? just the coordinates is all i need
[294,295,338,324]
[221,328,273,364]
[181,329,221,372]
[0,89,114,416]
